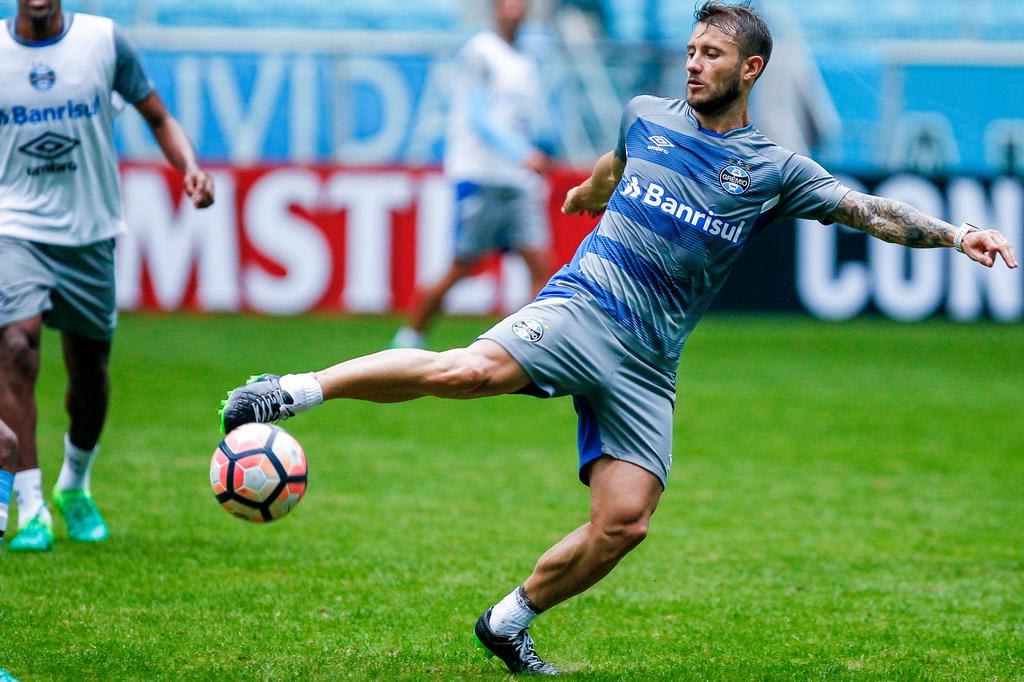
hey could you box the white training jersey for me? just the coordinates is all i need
[0,13,152,246]
[444,30,543,189]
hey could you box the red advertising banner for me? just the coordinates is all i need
[117,163,1023,321]
[116,163,594,316]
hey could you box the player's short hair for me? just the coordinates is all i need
[693,1,773,70]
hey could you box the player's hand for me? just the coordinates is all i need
[185,167,215,209]
[561,184,606,218]
[524,149,549,175]
[962,229,1019,269]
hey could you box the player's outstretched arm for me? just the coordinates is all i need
[134,92,214,209]
[829,190,1019,269]
[561,151,626,217]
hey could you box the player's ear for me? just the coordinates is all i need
[742,55,765,83]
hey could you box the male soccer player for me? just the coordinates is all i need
[219,2,1017,674]
[0,0,214,552]
[391,0,552,349]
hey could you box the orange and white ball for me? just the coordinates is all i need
[210,423,307,523]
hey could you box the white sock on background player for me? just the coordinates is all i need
[279,373,323,413]
[489,585,541,637]
[14,468,50,528]
[57,434,98,491]
[391,327,427,349]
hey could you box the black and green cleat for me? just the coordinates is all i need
[218,373,296,434]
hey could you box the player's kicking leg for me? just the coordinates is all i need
[219,340,530,433]
[50,332,111,542]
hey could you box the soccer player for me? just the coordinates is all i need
[391,0,552,349]
[219,2,1018,674]
[0,0,214,552]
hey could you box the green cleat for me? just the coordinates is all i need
[0,668,21,681]
[52,485,109,542]
[7,512,54,552]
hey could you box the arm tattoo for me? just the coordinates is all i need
[828,190,956,248]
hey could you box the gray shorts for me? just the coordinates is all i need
[479,293,676,488]
[0,237,117,341]
[453,181,549,261]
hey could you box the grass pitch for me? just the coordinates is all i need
[3,313,1022,680]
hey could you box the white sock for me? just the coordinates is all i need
[0,470,12,540]
[391,326,426,349]
[279,373,323,413]
[57,434,98,491]
[488,585,542,637]
[14,468,50,528]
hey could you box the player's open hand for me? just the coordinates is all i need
[962,229,1019,269]
[561,185,606,218]
[185,167,215,209]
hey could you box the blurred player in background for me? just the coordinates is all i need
[391,0,552,349]
[0,0,214,552]
[219,1,1017,675]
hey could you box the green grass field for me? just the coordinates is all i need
[2,313,1022,681]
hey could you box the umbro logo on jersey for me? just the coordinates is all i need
[18,132,80,177]
[19,132,80,160]
[646,135,675,154]
[29,63,56,91]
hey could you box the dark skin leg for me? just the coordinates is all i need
[0,318,42,472]
[61,331,111,452]
[0,418,17,474]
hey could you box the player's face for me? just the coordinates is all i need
[19,0,60,22]
[495,0,528,28]
[685,23,744,116]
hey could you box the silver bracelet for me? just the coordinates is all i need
[954,222,979,254]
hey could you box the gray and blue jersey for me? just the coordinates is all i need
[539,96,849,372]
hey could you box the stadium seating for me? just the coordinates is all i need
[600,0,1024,45]
[63,0,462,32]
[60,0,1024,43]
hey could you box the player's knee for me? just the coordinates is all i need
[594,508,650,556]
[1,327,40,384]
[426,348,491,395]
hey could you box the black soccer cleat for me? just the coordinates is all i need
[474,608,559,676]
[219,373,296,434]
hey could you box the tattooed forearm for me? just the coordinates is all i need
[828,190,956,248]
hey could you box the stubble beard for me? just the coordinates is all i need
[688,71,743,117]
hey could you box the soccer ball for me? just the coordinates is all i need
[210,423,308,523]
